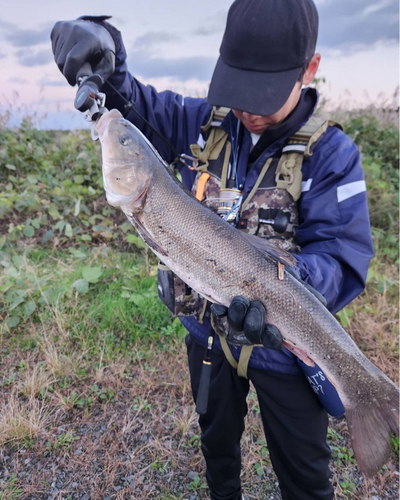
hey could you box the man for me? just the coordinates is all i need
[51,1,374,499]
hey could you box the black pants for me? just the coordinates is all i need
[186,335,334,500]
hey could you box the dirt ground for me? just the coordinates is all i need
[0,339,398,500]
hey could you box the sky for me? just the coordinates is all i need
[0,0,399,129]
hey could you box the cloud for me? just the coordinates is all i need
[128,29,216,81]
[8,77,28,84]
[8,27,51,48]
[133,31,180,50]
[190,2,398,55]
[16,48,53,67]
[0,19,52,48]
[128,52,216,81]
[193,10,227,37]
[37,78,66,87]
[0,20,15,31]
[317,0,399,54]
[0,53,6,59]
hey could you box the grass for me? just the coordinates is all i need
[0,110,399,498]
[0,393,53,447]
[0,474,23,500]
[17,364,56,399]
[0,247,398,498]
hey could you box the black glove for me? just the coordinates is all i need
[211,296,282,350]
[51,16,116,86]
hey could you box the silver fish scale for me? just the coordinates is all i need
[123,161,395,413]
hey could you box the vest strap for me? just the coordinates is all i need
[304,119,342,157]
[237,346,254,378]
[190,128,229,169]
[290,115,326,141]
[273,117,343,201]
[220,337,238,369]
[275,152,304,201]
[212,106,231,123]
[219,337,254,379]
[201,106,231,132]
[240,157,273,214]
[198,299,209,324]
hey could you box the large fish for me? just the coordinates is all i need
[95,109,399,477]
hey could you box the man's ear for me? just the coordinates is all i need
[303,53,321,86]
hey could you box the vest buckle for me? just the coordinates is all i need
[275,171,294,185]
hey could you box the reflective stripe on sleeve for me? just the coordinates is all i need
[301,179,313,192]
[337,180,366,203]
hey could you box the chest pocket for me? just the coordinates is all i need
[191,151,302,253]
[238,156,301,253]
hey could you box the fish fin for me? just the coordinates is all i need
[346,382,399,477]
[242,233,297,268]
[131,178,151,212]
[282,340,315,367]
[126,214,167,257]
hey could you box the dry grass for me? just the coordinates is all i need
[320,86,399,127]
[18,365,56,399]
[173,407,197,442]
[0,339,397,500]
[0,392,53,446]
[38,329,86,379]
[0,278,398,499]
[347,263,399,384]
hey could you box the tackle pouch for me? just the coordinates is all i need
[157,262,205,319]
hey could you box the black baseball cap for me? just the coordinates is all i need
[208,0,319,115]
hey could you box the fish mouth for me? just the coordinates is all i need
[95,109,123,138]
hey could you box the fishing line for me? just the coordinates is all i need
[104,80,184,165]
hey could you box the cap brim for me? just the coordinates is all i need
[208,56,302,116]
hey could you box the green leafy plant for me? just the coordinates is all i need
[0,473,23,500]
[187,474,208,492]
[44,431,79,456]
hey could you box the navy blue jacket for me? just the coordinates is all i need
[105,33,374,374]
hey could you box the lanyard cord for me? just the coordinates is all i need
[105,80,185,165]
[229,115,241,190]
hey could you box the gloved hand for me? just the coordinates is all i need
[51,16,116,86]
[211,296,282,349]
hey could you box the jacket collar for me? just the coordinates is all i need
[219,87,319,197]
[220,87,319,150]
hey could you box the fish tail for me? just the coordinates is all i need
[346,381,399,477]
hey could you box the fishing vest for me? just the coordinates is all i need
[157,108,341,331]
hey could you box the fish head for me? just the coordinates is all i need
[95,109,154,209]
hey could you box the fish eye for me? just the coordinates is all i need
[119,134,132,146]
